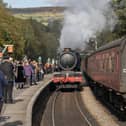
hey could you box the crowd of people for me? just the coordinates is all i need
[0,55,60,114]
[44,62,60,74]
[0,56,45,114]
[15,60,44,89]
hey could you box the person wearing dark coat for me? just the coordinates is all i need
[0,70,8,113]
[15,61,25,89]
[0,56,14,103]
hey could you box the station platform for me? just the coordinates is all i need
[0,74,52,126]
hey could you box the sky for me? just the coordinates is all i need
[3,0,59,8]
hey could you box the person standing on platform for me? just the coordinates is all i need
[0,70,8,113]
[38,63,44,81]
[0,56,14,104]
[15,61,25,89]
[30,61,37,85]
[23,61,33,86]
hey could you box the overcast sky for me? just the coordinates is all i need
[3,0,59,8]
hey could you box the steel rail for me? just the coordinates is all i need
[74,91,93,126]
[52,88,60,126]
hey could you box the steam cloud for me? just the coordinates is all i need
[58,0,116,50]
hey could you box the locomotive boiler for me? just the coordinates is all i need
[59,48,81,71]
[51,48,83,90]
[82,36,126,116]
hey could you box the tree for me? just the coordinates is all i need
[0,0,7,7]
[0,6,61,60]
[112,0,126,37]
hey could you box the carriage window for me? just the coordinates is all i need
[104,59,107,72]
[108,56,112,72]
[108,56,115,72]
[111,57,115,72]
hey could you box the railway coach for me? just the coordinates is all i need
[83,36,126,113]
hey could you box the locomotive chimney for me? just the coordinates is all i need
[64,48,71,52]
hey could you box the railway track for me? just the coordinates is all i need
[74,91,92,126]
[52,89,60,126]
[41,89,99,126]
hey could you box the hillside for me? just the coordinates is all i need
[9,7,65,25]
[9,7,65,14]
[0,5,61,60]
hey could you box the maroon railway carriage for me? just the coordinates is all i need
[83,36,126,112]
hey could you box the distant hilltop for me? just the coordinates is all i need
[8,6,65,26]
[8,6,66,14]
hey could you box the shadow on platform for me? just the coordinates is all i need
[0,116,10,122]
[2,120,23,126]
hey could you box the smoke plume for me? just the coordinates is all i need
[58,0,116,50]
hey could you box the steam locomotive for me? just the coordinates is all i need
[82,36,126,117]
[51,48,83,90]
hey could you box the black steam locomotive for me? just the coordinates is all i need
[58,48,81,71]
[51,48,83,89]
